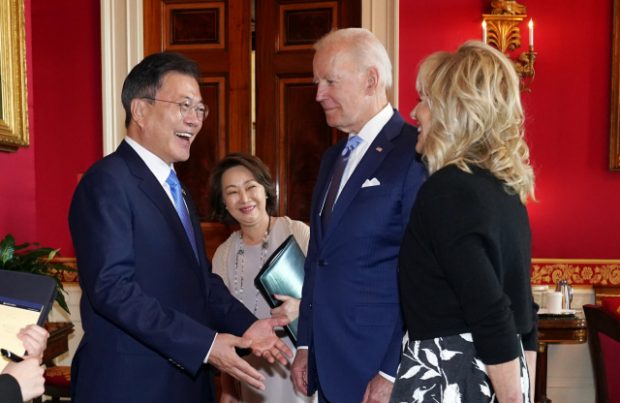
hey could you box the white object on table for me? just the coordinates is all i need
[547,291,563,314]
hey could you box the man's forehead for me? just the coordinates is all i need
[157,72,201,98]
[314,48,352,73]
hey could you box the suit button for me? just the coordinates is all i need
[319,260,327,266]
[309,303,313,310]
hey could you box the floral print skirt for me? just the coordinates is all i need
[389,333,531,403]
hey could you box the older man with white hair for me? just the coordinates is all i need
[291,28,427,403]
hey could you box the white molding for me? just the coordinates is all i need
[361,0,399,107]
[100,0,143,156]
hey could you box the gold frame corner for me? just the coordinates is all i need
[0,0,29,152]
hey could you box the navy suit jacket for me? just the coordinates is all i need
[68,141,256,403]
[297,110,426,402]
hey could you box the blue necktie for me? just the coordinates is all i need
[321,136,363,231]
[166,170,199,261]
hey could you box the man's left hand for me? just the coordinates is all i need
[361,374,393,403]
[243,317,292,365]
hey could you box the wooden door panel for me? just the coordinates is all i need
[163,2,225,50]
[256,0,360,222]
[277,78,336,218]
[278,2,337,51]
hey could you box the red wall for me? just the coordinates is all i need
[400,0,620,259]
[0,0,101,256]
[0,0,36,242]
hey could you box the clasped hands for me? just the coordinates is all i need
[1,324,50,401]
[207,315,291,391]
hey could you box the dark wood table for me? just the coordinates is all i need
[43,321,74,365]
[535,314,587,403]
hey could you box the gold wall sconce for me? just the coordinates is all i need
[482,0,536,90]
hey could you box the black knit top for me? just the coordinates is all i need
[398,164,538,364]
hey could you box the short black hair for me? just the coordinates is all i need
[121,52,200,128]
[209,153,277,224]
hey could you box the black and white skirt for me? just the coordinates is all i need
[389,333,531,403]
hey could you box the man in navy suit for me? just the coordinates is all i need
[291,28,426,403]
[69,52,290,403]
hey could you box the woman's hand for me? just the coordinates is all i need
[17,324,49,362]
[271,294,300,323]
[2,358,45,401]
[485,357,524,403]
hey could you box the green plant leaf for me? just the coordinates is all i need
[0,234,15,265]
[54,279,70,313]
[47,249,60,260]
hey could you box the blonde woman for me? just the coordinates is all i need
[392,41,537,403]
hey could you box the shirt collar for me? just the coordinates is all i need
[351,104,394,145]
[124,136,174,185]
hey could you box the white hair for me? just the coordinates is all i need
[314,28,393,89]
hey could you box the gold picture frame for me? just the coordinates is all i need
[0,0,29,151]
[610,0,620,170]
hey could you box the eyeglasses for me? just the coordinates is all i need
[142,97,209,121]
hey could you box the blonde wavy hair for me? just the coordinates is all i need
[416,40,535,204]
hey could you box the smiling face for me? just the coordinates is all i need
[137,72,203,164]
[221,165,269,229]
[313,46,374,134]
[410,95,431,154]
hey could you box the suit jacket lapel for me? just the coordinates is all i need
[117,141,202,270]
[183,185,209,268]
[314,144,342,245]
[323,111,406,240]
